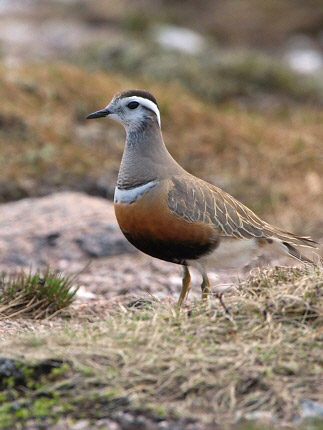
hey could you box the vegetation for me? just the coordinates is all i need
[0,266,322,429]
[0,270,78,319]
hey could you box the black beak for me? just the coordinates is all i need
[86,108,111,119]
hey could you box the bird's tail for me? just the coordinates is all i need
[263,225,321,264]
[282,241,319,264]
[264,222,318,249]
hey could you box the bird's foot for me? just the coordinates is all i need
[214,292,230,315]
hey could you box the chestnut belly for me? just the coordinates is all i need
[115,198,218,265]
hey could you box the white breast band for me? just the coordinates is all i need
[114,180,158,204]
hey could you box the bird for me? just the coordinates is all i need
[86,89,318,309]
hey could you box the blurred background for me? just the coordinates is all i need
[0,0,322,239]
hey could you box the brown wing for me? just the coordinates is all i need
[167,175,317,248]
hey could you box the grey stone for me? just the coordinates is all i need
[0,192,137,269]
[70,420,90,430]
[299,399,323,419]
[75,224,135,258]
[0,357,24,379]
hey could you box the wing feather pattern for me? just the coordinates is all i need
[167,175,318,249]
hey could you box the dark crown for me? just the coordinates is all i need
[116,90,158,107]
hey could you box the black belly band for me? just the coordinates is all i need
[122,232,217,265]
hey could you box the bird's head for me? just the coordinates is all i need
[86,90,161,130]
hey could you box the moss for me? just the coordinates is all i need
[151,405,167,418]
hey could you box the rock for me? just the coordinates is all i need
[96,419,120,430]
[299,399,323,420]
[0,357,24,381]
[153,25,206,54]
[0,191,136,269]
[75,224,135,258]
[243,410,274,423]
[70,420,90,430]
[0,357,64,388]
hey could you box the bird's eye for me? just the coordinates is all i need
[127,101,139,109]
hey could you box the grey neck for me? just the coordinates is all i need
[117,120,183,189]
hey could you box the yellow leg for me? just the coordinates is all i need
[177,265,191,307]
[201,274,211,301]
[198,265,230,313]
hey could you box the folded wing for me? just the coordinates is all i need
[167,175,318,250]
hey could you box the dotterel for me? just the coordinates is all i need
[87,90,317,309]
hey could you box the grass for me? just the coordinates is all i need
[0,266,322,429]
[0,269,78,319]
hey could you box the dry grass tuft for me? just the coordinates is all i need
[0,270,78,320]
[1,266,322,427]
[237,266,322,324]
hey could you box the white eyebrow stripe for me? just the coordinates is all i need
[123,96,161,127]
